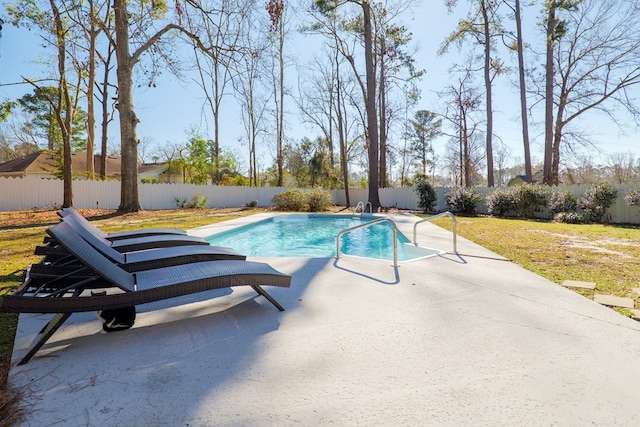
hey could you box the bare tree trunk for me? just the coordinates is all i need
[277,16,285,187]
[249,77,258,187]
[328,78,335,167]
[362,1,381,211]
[85,0,97,180]
[194,49,222,183]
[214,71,220,182]
[462,110,471,188]
[543,6,555,185]
[458,123,463,186]
[50,0,73,207]
[514,0,532,183]
[481,0,494,187]
[335,49,350,206]
[552,122,562,185]
[114,0,141,212]
[99,45,113,180]
[378,39,387,189]
[551,91,567,185]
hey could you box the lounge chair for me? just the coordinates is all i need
[59,207,189,240]
[25,218,247,299]
[47,217,246,271]
[45,214,211,253]
[1,222,291,365]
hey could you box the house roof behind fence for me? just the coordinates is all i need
[0,151,44,175]
[0,151,163,179]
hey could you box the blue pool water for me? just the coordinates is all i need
[206,214,440,262]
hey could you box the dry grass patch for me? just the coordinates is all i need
[0,368,25,427]
[0,312,22,426]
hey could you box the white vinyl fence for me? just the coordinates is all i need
[0,177,287,211]
[2,176,640,224]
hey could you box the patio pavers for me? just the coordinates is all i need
[561,280,596,290]
[593,293,635,309]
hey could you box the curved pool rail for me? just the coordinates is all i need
[353,201,373,215]
[336,217,398,266]
[412,211,457,253]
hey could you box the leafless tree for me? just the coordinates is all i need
[538,0,640,185]
[562,155,603,184]
[6,0,80,206]
[185,0,251,183]
[266,0,287,186]
[439,66,484,187]
[111,0,229,211]
[606,152,638,184]
[61,0,116,180]
[370,1,419,189]
[441,0,506,187]
[312,0,381,210]
[493,139,511,186]
[296,46,363,201]
[504,0,532,183]
[230,7,270,187]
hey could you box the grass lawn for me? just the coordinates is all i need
[431,215,640,307]
[1,208,639,423]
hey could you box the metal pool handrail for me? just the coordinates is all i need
[353,201,372,215]
[412,211,457,253]
[336,217,398,267]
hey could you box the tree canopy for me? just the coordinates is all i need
[2,0,640,207]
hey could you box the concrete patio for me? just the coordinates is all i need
[8,213,640,426]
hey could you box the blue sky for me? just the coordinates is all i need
[1,1,638,173]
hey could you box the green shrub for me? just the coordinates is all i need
[486,185,548,219]
[445,187,481,215]
[578,182,618,223]
[485,188,515,217]
[549,190,578,213]
[175,194,208,209]
[553,211,588,224]
[188,194,208,209]
[511,184,549,218]
[271,188,333,212]
[306,188,334,212]
[414,179,437,213]
[245,200,258,208]
[272,189,308,211]
[174,197,188,208]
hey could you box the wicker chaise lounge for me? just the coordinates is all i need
[52,216,246,271]
[1,222,291,365]
[50,208,211,252]
[26,219,247,291]
[59,207,189,240]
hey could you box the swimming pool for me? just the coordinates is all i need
[205,214,443,262]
